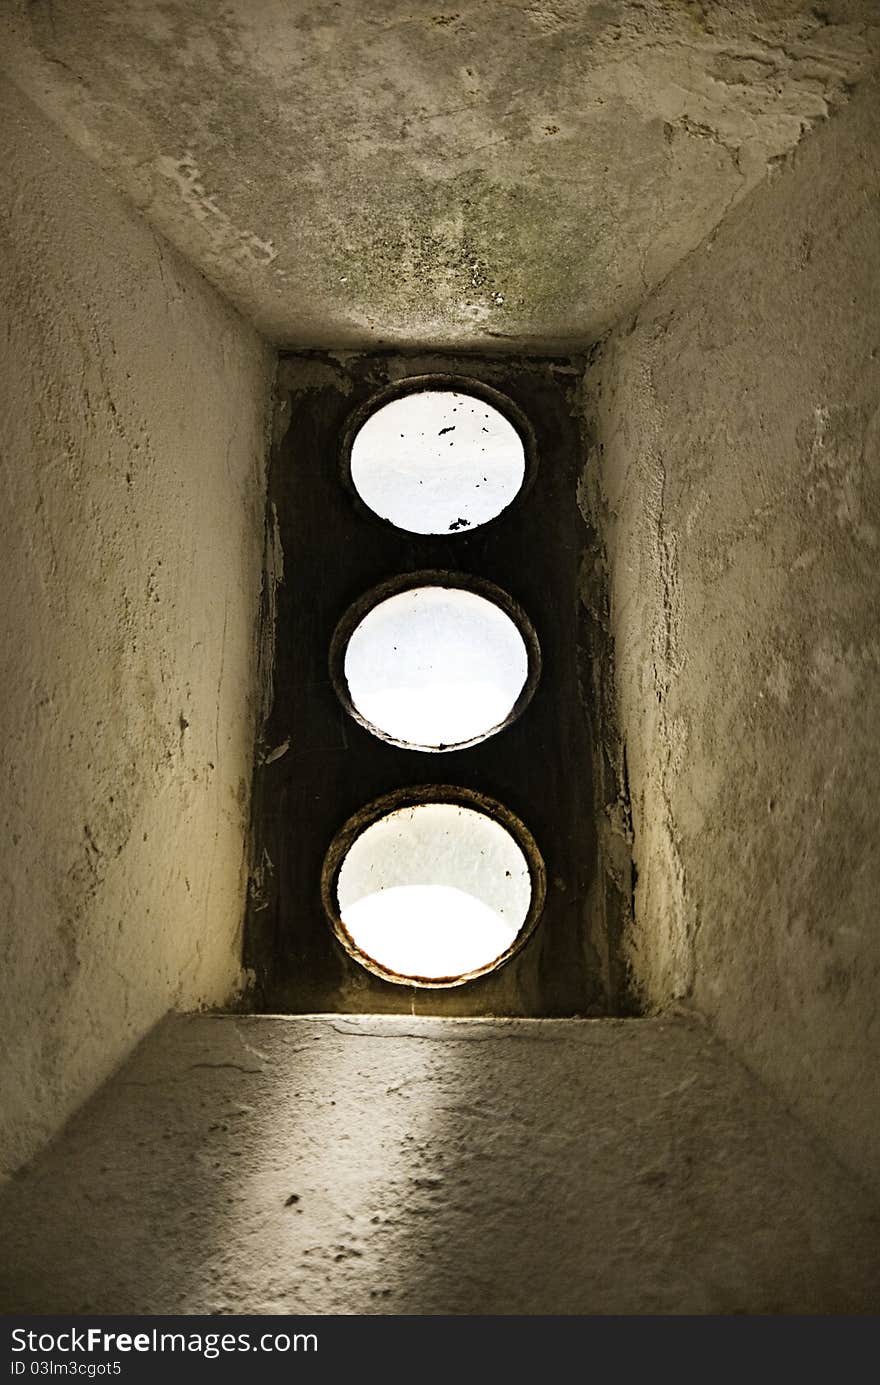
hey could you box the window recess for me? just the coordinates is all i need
[245,353,629,1018]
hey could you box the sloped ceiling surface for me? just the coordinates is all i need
[2,0,877,347]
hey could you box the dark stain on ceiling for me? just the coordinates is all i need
[2,0,877,347]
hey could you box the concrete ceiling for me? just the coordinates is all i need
[2,0,877,349]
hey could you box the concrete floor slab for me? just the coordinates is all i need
[0,1013,878,1314]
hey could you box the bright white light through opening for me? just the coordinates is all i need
[335,802,532,982]
[342,585,531,749]
[350,389,526,534]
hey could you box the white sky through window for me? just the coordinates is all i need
[350,390,525,534]
[343,585,529,749]
[336,803,532,980]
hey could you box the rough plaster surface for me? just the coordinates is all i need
[0,77,274,1176]
[587,75,880,1190]
[1,1,877,348]
[0,1013,878,1315]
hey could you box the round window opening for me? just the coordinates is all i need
[322,791,545,987]
[348,385,529,534]
[331,575,540,752]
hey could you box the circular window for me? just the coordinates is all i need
[346,380,531,534]
[322,788,545,987]
[331,573,540,752]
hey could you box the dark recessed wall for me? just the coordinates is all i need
[245,352,635,1017]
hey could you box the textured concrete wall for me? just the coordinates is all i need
[1,1014,878,1314]
[2,1,877,348]
[588,77,880,1189]
[0,75,274,1175]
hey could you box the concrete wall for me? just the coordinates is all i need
[5,1,877,351]
[587,77,880,1189]
[0,75,274,1175]
[2,1014,878,1314]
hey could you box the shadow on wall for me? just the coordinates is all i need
[0,1014,878,1315]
